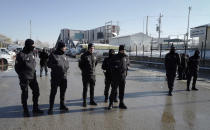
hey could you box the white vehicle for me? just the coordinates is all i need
[7,44,23,53]
[0,49,14,65]
[0,48,16,57]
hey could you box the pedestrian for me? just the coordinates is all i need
[39,48,49,77]
[102,49,118,103]
[178,53,188,80]
[15,39,43,117]
[108,45,129,109]
[186,50,200,91]
[164,45,180,96]
[47,41,69,114]
[79,43,98,107]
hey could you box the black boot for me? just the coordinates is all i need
[168,91,173,96]
[90,100,97,105]
[83,100,87,107]
[104,96,108,103]
[60,104,69,111]
[108,102,113,110]
[119,102,127,109]
[33,106,44,114]
[33,108,44,114]
[114,98,118,103]
[186,86,190,91]
[23,106,30,117]
[48,108,53,115]
[192,87,198,91]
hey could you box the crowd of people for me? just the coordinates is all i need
[165,45,200,96]
[14,39,200,117]
[14,39,129,117]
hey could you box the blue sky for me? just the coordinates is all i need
[0,0,210,45]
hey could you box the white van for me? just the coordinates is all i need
[0,48,14,65]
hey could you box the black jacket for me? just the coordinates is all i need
[15,48,36,79]
[188,55,200,72]
[39,51,49,66]
[47,50,69,79]
[165,52,180,75]
[79,51,97,76]
[109,52,129,79]
[102,56,113,76]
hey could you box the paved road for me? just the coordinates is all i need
[0,58,210,130]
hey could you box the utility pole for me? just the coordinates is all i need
[158,13,163,45]
[30,20,32,39]
[186,6,191,49]
[146,16,149,35]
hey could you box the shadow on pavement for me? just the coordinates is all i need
[0,90,185,118]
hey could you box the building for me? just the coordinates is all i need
[190,23,210,49]
[56,24,120,48]
[109,32,168,51]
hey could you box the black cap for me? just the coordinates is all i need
[25,39,34,47]
[88,43,94,49]
[195,49,200,55]
[119,45,125,51]
[109,49,115,54]
[56,41,66,50]
[170,44,175,51]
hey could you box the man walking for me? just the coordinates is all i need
[79,43,98,107]
[15,39,43,117]
[39,48,49,77]
[164,45,180,96]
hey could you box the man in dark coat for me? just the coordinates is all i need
[79,43,98,107]
[47,41,69,114]
[15,39,43,117]
[164,45,180,96]
[108,45,129,109]
[102,49,117,103]
[178,53,188,80]
[39,48,49,77]
[186,50,200,91]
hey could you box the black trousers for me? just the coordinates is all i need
[40,64,48,75]
[104,74,117,99]
[82,75,95,101]
[166,73,176,92]
[187,71,198,88]
[19,77,40,109]
[49,78,67,108]
[109,77,126,103]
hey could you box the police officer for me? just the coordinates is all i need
[164,45,180,96]
[39,48,49,77]
[79,43,98,107]
[15,39,43,117]
[108,45,129,109]
[178,53,188,80]
[186,50,200,91]
[47,41,69,114]
[102,49,117,103]
[79,43,97,107]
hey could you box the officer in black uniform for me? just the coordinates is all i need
[15,39,43,117]
[79,43,98,107]
[178,53,188,80]
[47,41,69,114]
[164,45,180,96]
[186,50,200,91]
[102,49,118,103]
[39,48,49,77]
[108,45,129,109]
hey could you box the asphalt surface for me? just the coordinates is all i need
[0,57,210,130]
